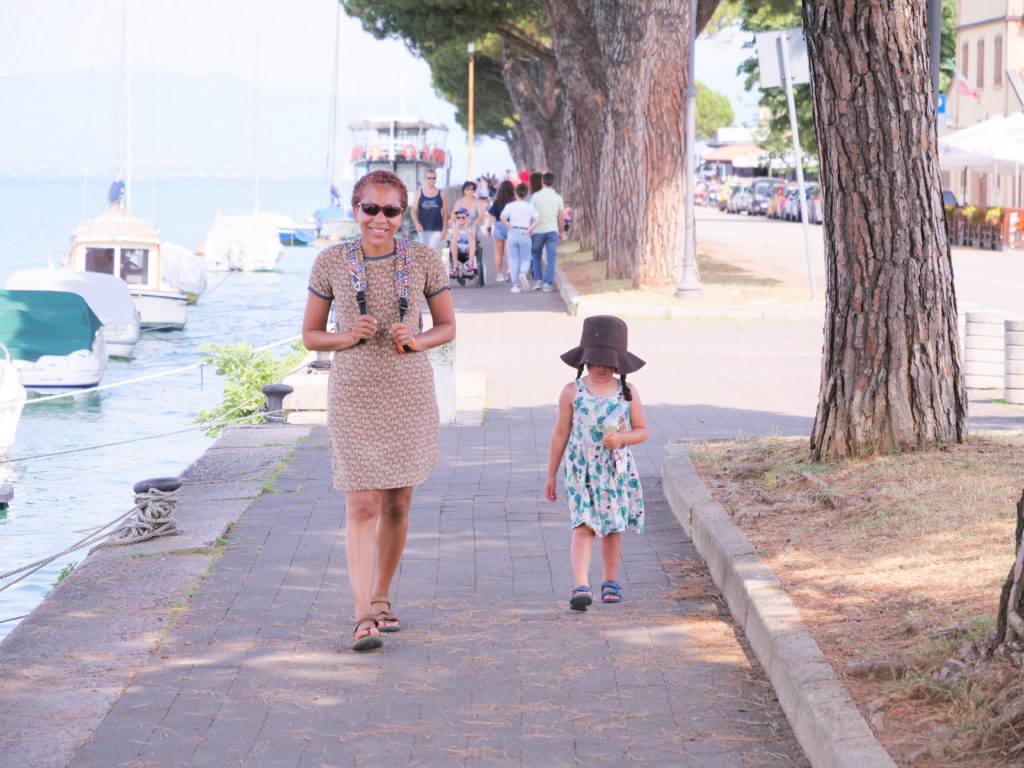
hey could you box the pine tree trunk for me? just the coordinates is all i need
[499,38,566,181]
[545,0,692,288]
[543,0,606,252]
[993,490,1024,653]
[802,0,967,461]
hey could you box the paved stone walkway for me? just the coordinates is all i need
[66,262,819,767]
[62,241,1021,767]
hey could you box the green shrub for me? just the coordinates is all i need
[195,341,306,435]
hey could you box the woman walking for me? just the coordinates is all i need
[486,180,516,281]
[302,170,455,651]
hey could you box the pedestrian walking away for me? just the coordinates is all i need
[486,179,516,281]
[545,315,648,611]
[500,183,539,294]
[301,169,456,651]
[409,169,448,250]
[530,172,567,292]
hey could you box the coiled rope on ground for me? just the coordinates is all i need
[0,487,181,591]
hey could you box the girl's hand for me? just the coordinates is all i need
[389,322,416,350]
[350,314,378,341]
[602,430,624,450]
[544,476,558,501]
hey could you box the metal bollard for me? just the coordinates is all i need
[261,383,294,423]
[133,477,182,494]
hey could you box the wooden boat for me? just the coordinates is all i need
[67,210,188,330]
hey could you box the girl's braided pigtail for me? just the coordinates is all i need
[621,373,632,401]
[576,365,584,380]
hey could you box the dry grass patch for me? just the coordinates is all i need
[689,432,1024,767]
[558,243,813,305]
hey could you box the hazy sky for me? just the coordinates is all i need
[0,0,756,179]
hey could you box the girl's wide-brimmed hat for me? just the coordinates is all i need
[559,315,645,374]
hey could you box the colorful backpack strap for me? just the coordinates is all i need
[345,236,415,353]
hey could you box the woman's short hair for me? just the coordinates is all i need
[462,180,477,193]
[515,183,528,198]
[352,170,408,210]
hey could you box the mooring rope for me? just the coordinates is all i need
[0,487,181,591]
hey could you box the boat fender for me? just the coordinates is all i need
[368,143,383,160]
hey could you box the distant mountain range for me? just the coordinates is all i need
[0,69,334,178]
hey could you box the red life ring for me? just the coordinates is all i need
[402,144,416,159]
[368,143,383,160]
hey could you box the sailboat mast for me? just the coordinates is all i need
[120,0,132,212]
[253,34,261,213]
[327,4,341,201]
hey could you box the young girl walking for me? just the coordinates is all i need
[545,315,648,611]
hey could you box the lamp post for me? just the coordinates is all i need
[467,43,475,180]
[676,0,701,299]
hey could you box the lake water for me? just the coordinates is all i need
[0,177,330,640]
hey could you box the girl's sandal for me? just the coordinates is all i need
[569,585,593,611]
[351,615,383,651]
[370,596,401,633]
[600,581,623,604]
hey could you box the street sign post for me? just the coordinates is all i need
[756,27,817,300]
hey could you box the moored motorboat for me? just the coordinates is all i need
[67,209,188,330]
[0,290,108,391]
[4,269,141,359]
[278,221,318,246]
[0,342,27,452]
[161,242,209,303]
[202,212,284,272]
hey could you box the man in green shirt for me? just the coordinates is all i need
[529,173,566,291]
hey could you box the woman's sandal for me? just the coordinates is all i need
[370,596,401,633]
[569,585,593,611]
[601,581,623,604]
[351,614,383,651]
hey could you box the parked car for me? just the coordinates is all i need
[728,184,753,214]
[747,177,784,216]
[783,183,822,223]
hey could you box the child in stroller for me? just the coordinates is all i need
[446,207,484,286]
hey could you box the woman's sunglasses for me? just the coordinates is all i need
[357,202,405,218]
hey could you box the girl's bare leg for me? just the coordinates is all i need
[600,532,621,583]
[494,238,505,276]
[571,524,596,586]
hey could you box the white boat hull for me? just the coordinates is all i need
[13,337,108,391]
[0,355,26,451]
[131,290,188,330]
[103,323,141,358]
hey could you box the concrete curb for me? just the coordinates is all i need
[554,262,825,320]
[661,441,898,768]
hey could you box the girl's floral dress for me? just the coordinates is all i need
[563,378,644,537]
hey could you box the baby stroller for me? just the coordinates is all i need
[444,239,485,287]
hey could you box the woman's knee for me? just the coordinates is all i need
[380,487,412,523]
[346,490,382,524]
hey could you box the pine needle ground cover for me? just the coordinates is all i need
[690,432,1024,767]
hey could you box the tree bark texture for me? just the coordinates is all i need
[545,0,694,288]
[992,490,1024,653]
[499,37,565,181]
[803,0,967,461]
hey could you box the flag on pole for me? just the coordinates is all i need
[953,66,980,99]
